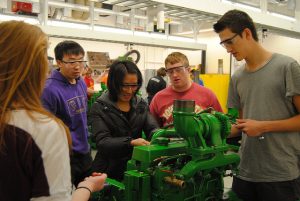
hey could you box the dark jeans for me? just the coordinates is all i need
[226,136,241,146]
[70,151,93,187]
[232,176,300,201]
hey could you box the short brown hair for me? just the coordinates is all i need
[213,9,258,41]
[157,67,166,77]
[165,52,189,67]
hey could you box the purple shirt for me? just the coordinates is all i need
[41,70,89,153]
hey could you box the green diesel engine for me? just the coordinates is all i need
[98,100,240,201]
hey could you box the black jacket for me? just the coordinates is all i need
[89,91,158,181]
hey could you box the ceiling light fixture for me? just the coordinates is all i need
[0,14,39,24]
[134,31,167,39]
[222,0,261,12]
[47,20,90,29]
[94,25,133,35]
[176,28,214,36]
[168,35,195,43]
[268,12,296,21]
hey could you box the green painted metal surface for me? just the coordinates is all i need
[96,100,241,201]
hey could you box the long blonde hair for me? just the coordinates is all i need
[0,21,71,150]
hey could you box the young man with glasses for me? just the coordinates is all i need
[149,52,222,127]
[214,10,300,201]
[41,40,92,187]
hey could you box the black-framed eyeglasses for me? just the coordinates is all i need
[165,65,187,75]
[121,84,139,91]
[62,60,87,67]
[220,33,239,48]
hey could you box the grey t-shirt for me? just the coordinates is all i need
[228,53,300,182]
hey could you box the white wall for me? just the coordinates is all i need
[48,31,300,77]
[48,37,203,98]
[48,37,127,65]
[198,31,300,75]
[198,32,231,74]
[48,37,202,72]
[261,33,300,63]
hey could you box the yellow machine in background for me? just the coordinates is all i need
[200,74,230,113]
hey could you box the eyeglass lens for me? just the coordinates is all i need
[63,60,87,67]
[220,33,238,48]
[166,66,186,75]
[122,84,138,90]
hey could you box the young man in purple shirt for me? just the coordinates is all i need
[42,40,92,187]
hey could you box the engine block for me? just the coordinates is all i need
[97,100,240,201]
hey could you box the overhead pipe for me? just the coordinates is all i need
[48,0,147,19]
[157,4,165,30]
[146,6,156,32]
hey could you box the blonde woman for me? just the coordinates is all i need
[0,21,106,201]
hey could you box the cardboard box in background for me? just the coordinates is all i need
[87,51,111,70]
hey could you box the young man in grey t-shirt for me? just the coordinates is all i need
[213,10,300,201]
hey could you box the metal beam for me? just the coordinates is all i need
[150,0,300,37]
[124,0,148,7]
[110,0,129,5]
[39,25,207,50]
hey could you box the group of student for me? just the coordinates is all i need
[0,9,300,201]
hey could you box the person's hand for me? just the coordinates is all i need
[77,173,107,192]
[228,124,242,138]
[130,138,150,146]
[235,119,265,137]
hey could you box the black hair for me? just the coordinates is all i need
[213,9,258,41]
[107,60,143,102]
[54,40,85,61]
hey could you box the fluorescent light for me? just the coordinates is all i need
[222,0,232,4]
[0,14,39,24]
[235,3,261,12]
[134,31,167,39]
[222,0,260,12]
[199,28,214,33]
[168,35,195,43]
[94,8,126,16]
[149,33,167,39]
[95,8,147,20]
[47,20,90,29]
[48,1,147,20]
[268,12,296,21]
[135,15,147,20]
[94,25,133,35]
[134,32,197,43]
[169,20,181,25]
[177,28,214,35]
[176,31,193,35]
[49,1,89,11]
[134,31,150,37]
